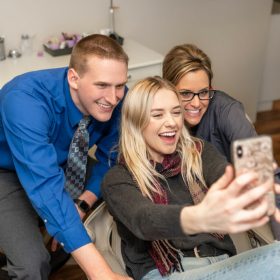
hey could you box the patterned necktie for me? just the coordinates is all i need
[65,116,91,198]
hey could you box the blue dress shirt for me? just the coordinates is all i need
[0,67,123,252]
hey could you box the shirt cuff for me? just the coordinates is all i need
[55,220,92,253]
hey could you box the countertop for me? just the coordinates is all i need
[0,38,163,88]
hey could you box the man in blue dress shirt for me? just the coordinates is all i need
[0,34,132,280]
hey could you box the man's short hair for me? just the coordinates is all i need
[69,34,129,76]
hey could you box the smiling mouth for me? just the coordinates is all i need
[96,101,114,110]
[184,108,201,116]
[159,131,176,137]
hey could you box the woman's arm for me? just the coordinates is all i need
[102,165,186,241]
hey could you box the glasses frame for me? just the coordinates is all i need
[178,89,216,101]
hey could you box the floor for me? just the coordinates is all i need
[50,263,87,280]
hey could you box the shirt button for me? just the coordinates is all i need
[44,219,47,223]
[60,242,64,247]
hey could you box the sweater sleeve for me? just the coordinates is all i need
[201,140,229,187]
[220,101,257,142]
[101,165,186,241]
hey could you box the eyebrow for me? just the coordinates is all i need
[151,105,181,112]
[94,81,127,86]
[181,87,209,92]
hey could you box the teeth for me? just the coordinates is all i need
[97,102,112,109]
[185,109,199,113]
[159,132,176,137]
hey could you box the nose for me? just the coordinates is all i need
[165,113,176,127]
[189,95,200,107]
[105,87,118,105]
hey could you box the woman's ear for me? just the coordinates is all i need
[67,68,79,90]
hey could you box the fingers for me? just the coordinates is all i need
[234,215,270,233]
[273,208,280,223]
[226,171,259,197]
[231,179,272,211]
[51,238,58,252]
[233,195,270,223]
[275,183,280,194]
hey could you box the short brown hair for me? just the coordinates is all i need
[163,44,213,87]
[69,34,129,76]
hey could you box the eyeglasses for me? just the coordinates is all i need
[178,89,215,101]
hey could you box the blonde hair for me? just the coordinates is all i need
[69,34,128,77]
[119,76,206,200]
[163,44,213,87]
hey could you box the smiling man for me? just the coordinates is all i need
[0,34,132,280]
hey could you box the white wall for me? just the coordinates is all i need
[0,0,273,120]
[259,14,280,111]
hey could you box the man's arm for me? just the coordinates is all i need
[1,91,91,252]
[72,244,132,280]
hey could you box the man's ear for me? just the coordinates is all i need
[67,68,79,90]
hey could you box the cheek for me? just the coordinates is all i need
[201,100,210,109]
[117,89,125,99]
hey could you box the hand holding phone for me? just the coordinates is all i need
[231,135,276,216]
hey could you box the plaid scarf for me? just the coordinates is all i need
[148,151,209,276]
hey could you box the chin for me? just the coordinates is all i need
[91,113,112,122]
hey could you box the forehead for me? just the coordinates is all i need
[176,69,209,90]
[152,88,180,108]
[84,56,127,83]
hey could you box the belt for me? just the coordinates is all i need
[183,244,229,258]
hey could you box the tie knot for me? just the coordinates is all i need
[79,116,91,130]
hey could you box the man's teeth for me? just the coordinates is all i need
[159,132,176,137]
[98,103,112,109]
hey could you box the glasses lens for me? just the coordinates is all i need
[199,90,215,100]
[179,89,215,101]
[179,91,194,101]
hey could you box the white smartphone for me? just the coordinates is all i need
[231,135,275,216]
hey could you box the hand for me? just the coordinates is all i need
[75,190,99,221]
[50,237,60,252]
[72,243,134,280]
[200,165,272,233]
[181,165,271,235]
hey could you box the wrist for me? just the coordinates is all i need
[180,205,205,234]
[79,190,98,207]
[74,199,91,214]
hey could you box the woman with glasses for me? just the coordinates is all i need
[162,44,257,162]
[101,76,280,280]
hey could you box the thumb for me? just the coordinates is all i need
[211,165,234,191]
